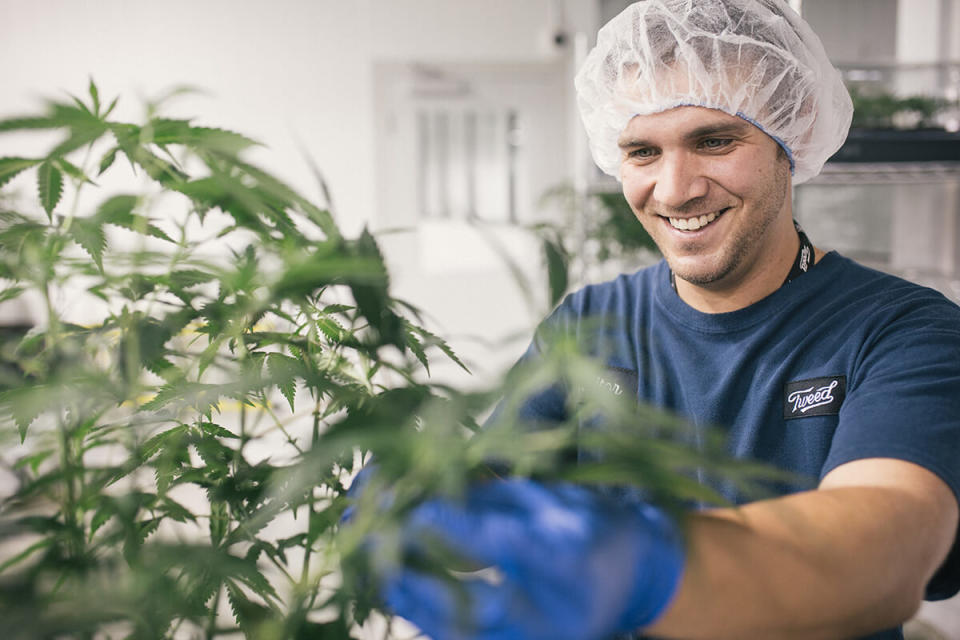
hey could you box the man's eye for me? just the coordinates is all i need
[627,147,656,159]
[700,138,732,150]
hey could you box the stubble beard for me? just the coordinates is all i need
[662,160,791,288]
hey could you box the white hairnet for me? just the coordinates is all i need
[575,0,852,184]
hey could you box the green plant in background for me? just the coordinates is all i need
[590,192,659,262]
[0,81,788,640]
[538,184,658,272]
[848,85,948,129]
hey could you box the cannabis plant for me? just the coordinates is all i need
[537,184,659,285]
[0,81,783,640]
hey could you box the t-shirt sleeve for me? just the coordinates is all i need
[486,339,569,426]
[822,294,960,599]
[483,294,582,429]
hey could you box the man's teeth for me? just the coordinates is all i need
[669,211,719,231]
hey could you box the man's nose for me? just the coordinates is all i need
[651,153,709,209]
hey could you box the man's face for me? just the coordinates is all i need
[618,106,792,292]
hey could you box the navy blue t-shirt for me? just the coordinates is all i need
[521,252,960,640]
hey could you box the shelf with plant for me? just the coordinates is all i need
[830,86,960,163]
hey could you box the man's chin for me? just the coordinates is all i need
[667,258,731,288]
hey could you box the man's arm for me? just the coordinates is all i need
[646,458,959,640]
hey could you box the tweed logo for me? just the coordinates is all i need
[789,380,837,413]
[784,376,846,419]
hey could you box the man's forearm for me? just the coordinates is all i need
[645,470,957,639]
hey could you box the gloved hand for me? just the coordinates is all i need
[380,478,685,640]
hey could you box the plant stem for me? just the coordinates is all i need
[299,407,322,589]
[56,411,81,557]
[261,399,304,455]
[40,277,82,559]
[58,142,93,236]
[205,584,223,640]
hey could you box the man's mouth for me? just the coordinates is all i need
[665,207,730,231]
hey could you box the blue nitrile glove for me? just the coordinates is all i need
[380,478,685,640]
[342,463,378,524]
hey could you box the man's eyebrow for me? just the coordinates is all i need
[617,136,650,149]
[618,121,754,149]
[683,121,752,141]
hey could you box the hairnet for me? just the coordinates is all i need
[575,0,852,184]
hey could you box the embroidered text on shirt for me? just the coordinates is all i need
[783,376,846,419]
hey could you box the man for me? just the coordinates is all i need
[374,1,960,638]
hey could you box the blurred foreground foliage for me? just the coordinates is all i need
[0,81,788,639]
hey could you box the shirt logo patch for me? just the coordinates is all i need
[784,376,846,419]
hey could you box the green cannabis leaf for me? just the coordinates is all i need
[0,157,42,188]
[69,217,106,269]
[37,161,64,217]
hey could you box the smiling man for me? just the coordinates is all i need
[617,107,797,311]
[375,2,960,639]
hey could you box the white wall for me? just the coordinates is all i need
[367,0,585,62]
[803,0,898,63]
[949,0,960,59]
[1,0,373,233]
[897,0,944,63]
